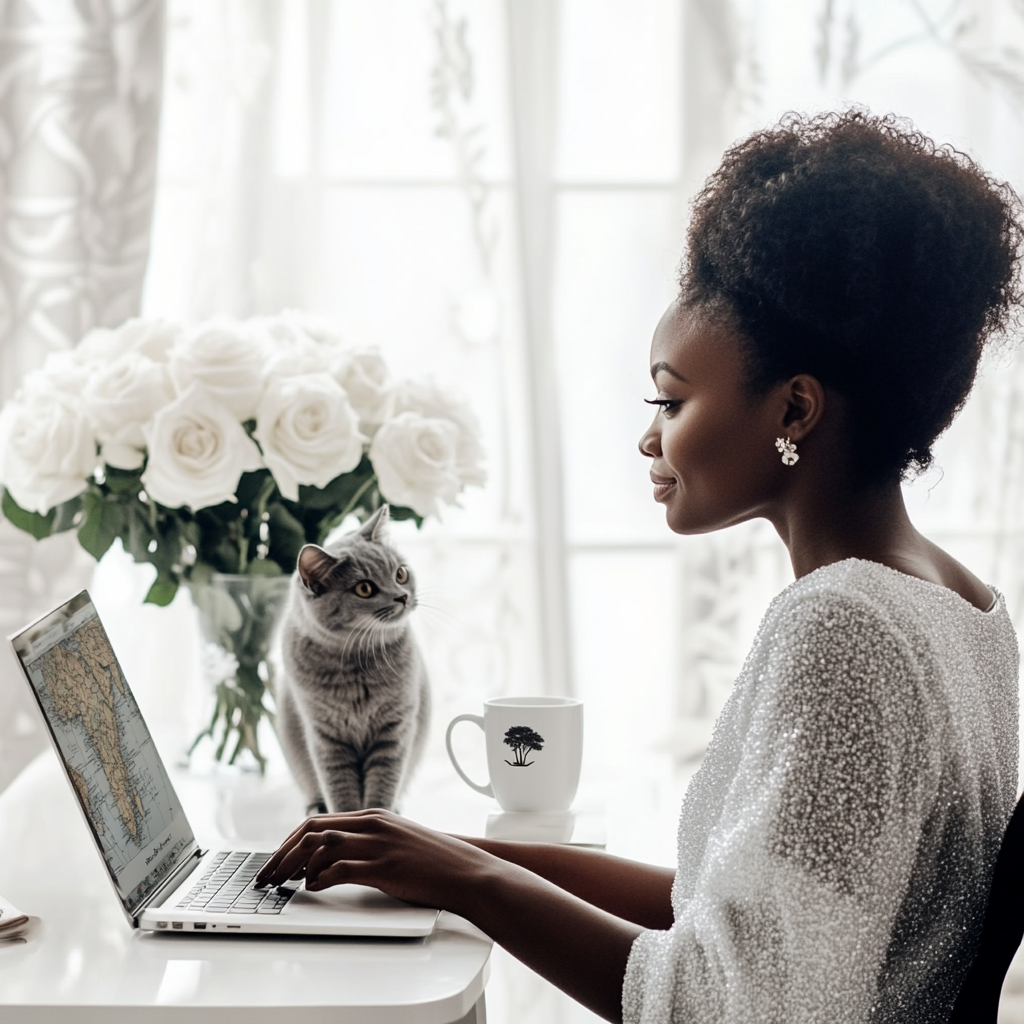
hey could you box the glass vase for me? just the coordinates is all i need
[188,573,292,773]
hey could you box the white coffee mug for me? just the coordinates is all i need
[445,697,583,813]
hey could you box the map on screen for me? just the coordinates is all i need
[12,593,194,913]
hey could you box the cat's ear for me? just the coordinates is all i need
[297,544,347,597]
[358,504,390,544]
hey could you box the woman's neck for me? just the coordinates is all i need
[773,481,914,578]
[769,480,994,611]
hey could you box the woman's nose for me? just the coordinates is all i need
[639,421,661,459]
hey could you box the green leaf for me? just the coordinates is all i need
[1,488,56,539]
[297,455,374,510]
[235,469,275,509]
[266,501,307,572]
[144,576,179,607]
[51,495,84,534]
[179,516,201,550]
[389,504,425,528]
[104,466,144,496]
[78,491,127,561]
[210,535,242,574]
[193,500,239,527]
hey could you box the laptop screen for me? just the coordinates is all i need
[11,591,196,916]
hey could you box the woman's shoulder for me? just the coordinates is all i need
[752,557,1017,694]
[766,557,1009,633]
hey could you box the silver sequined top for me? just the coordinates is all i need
[623,558,1019,1024]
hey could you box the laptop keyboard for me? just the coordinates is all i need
[176,851,296,915]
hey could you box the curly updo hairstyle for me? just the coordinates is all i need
[682,109,1024,482]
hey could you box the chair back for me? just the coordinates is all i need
[948,792,1024,1022]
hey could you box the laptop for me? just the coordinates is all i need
[10,590,438,938]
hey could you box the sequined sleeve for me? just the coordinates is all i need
[622,586,938,1024]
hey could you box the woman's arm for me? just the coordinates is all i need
[452,836,675,930]
[255,811,648,1023]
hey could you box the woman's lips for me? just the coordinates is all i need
[650,472,676,502]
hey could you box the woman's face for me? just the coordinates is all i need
[639,303,784,534]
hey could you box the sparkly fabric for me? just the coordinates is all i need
[623,558,1019,1024]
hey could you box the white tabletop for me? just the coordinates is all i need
[0,751,491,1023]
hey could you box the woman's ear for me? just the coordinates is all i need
[778,374,827,442]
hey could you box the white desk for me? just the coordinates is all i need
[0,752,492,1023]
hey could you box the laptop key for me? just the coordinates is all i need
[177,852,289,915]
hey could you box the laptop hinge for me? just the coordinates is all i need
[131,844,206,927]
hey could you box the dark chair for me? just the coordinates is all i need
[949,792,1024,1022]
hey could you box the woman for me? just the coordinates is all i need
[256,111,1021,1023]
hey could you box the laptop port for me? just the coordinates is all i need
[227,925,241,929]
[194,923,206,930]
[157,922,168,929]
[172,922,183,930]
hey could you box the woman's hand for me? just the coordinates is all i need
[254,809,491,914]
[255,808,644,1022]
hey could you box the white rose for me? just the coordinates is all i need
[110,318,184,362]
[387,379,487,488]
[253,372,365,501]
[333,348,392,427]
[261,326,334,380]
[141,384,263,510]
[168,319,271,421]
[77,318,183,366]
[369,412,461,518]
[75,326,129,365]
[23,350,92,397]
[0,389,97,514]
[83,352,175,470]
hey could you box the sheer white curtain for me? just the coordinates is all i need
[0,0,164,792]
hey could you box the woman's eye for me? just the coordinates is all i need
[354,581,378,598]
[644,397,683,417]
[396,566,409,584]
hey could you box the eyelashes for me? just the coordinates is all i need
[645,397,682,415]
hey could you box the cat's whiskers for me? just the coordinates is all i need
[344,615,402,673]
[342,617,379,667]
[370,618,402,674]
[411,600,462,630]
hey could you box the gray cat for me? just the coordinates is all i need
[276,505,430,814]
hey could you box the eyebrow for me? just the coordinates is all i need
[650,361,687,382]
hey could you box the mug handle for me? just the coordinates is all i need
[445,714,494,797]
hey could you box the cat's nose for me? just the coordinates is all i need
[394,594,408,606]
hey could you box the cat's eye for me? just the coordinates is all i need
[396,566,409,584]
[353,580,378,598]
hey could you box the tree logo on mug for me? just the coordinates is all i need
[503,726,545,767]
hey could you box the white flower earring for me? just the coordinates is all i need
[775,437,799,466]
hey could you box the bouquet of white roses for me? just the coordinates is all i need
[0,311,486,597]
[0,312,486,767]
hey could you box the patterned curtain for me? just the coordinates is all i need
[0,0,164,792]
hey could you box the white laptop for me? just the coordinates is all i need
[10,590,438,938]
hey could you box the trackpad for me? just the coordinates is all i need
[288,883,414,912]
[284,883,438,935]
